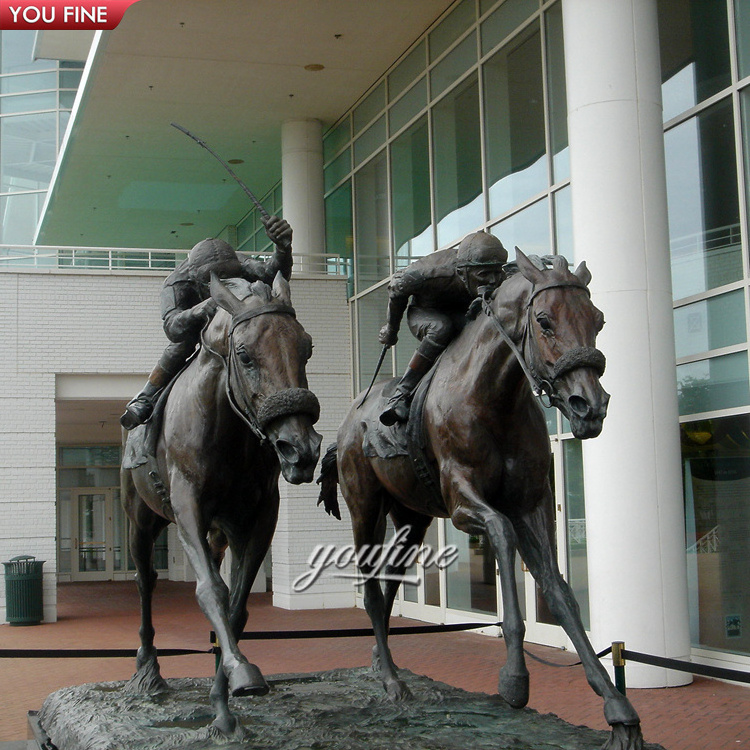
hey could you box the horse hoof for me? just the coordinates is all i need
[497,668,529,709]
[125,650,168,695]
[211,713,238,737]
[602,723,644,750]
[228,662,269,697]
[385,677,412,702]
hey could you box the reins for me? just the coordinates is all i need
[481,279,606,407]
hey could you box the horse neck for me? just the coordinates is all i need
[444,286,532,407]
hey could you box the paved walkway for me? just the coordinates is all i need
[0,581,748,749]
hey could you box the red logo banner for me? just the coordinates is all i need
[0,0,141,30]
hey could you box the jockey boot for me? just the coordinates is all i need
[380,348,438,427]
[120,363,172,430]
[120,382,161,430]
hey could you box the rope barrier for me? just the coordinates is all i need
[0,647,211,658]
[621,648,750,685]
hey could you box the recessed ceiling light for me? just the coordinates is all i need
[304,64,325,72]
[227,159,244,164]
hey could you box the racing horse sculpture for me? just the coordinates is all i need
[318,250,642,750]
[122,273,322,735]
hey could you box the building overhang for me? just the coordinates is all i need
[35,0,453,250]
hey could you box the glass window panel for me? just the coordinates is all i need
[273,183,283,212]
[58,489,72,574]
[445,522,497,615]
[1,111,57,193]
[60,91,77,110]
[0,192,45,243]
[0,71,57,94]
[355,151,390,290]
[389,76,427,134]
[423,521,440,606]
[553,186,573,261]
[563,439,590,630]
[324,117,351,162]
[682,414,750,656]
[545,1,569,182]
[391,116,432,271]
[491,198,550,256]
[659,0,731,122]
[0,31,53,74]
[353,115,386,168]
[59,69,82,89]
[59,110,70,144]
[674,291,746,359]
[484,22,547,218]
[677,352,750,416]
[433,73,483,247]
[357,286,396,391]
[325,180,354,295]
[324,146,351,193]
[389,40,426,101]
[78,493,107,572]
[666,99,740,299]
[430,33,477,99]
[429,0,475,62]
[353,81,385,135]
[481,0,537,55]
[0,91,56,114]
[60,446,120,466]
[738,1,750,80]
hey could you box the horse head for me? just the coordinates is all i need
[500,249,609,439]
[208,272,322,484]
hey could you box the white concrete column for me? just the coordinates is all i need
[281,119,325,273]
[562,0,691,687]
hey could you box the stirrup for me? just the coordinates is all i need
[120,397,155,430]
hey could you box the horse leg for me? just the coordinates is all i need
[451,500,529,709]
[372,505,431,676]
[171,475,268,701]
[123,477,170,694]
[209,508,277,736]
[513,499,643,750]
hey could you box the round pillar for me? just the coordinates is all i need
[281,119,325,273]
[562,0,691,687]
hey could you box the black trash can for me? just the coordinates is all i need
[3,555,44,625]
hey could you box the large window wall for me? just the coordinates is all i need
[0,32,83,244]
[322,0,587,638]
[660,0,750,660]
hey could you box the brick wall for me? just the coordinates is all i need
[0,269,356,621]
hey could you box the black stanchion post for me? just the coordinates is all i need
[612,641,626,695]
[211,632,220,672]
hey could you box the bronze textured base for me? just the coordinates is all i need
[36,667,665,750]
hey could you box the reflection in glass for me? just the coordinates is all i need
[673,291,746,359]
[658,0,730,122]
[429,0,475,62]
[1,111,57,193]
[391,117,432,270]
[682,415,750,656]
[677,352,750,416]
[357,286,395,392]
[491,198,550,256]
[545,2,569,182]
[445,522,497,614]
[564,439,589,630]
[325,180,354,294]
[355,151,390,290]
[433,73,483,247]
[485,22,546,218]
[665,99,741,299]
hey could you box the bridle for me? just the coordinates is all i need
[481,278,606,408]
[201,302,320,445]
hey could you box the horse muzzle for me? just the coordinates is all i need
[259,388,322,484]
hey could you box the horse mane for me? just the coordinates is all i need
[220,277,274,303]
[504,253,570,277]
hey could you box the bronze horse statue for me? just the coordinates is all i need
[318,251,642,750]
[122,273,322,735]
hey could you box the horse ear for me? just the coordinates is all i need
[210,271,244,316]
[574,260,592,287]
[272,271,292,306]
[515,247,545,285]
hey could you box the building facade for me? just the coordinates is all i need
[1,0,749,688]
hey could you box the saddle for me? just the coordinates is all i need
[361,366,443,505]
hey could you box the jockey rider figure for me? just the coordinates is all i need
[378,231,508,426]
[120,215,293,430]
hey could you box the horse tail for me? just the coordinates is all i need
[316,442,341,520]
